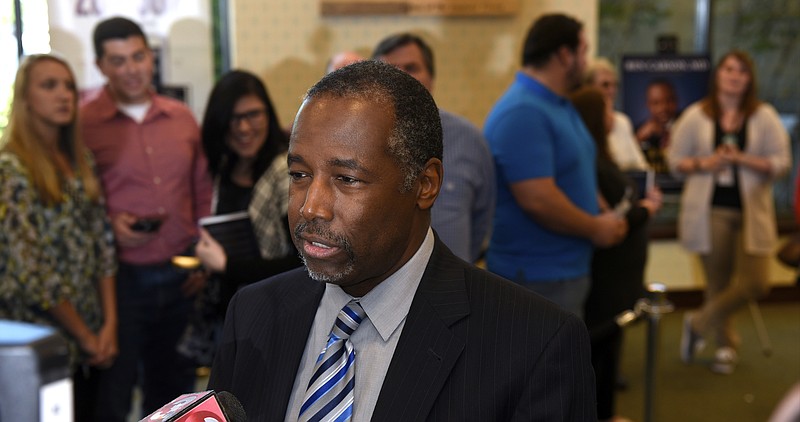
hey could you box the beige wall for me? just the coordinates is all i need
[229,0,597,129]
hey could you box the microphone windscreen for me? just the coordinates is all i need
[216,391,247,422]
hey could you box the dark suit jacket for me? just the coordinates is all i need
[208,238,597,421]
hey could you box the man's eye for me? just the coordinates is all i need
[337,176,359,185]
[289,171,307,181]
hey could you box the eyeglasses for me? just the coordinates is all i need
[230,108,267,127]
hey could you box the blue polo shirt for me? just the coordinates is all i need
[484,72,598,282]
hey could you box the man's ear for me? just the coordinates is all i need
[556,45,573,68]
[95,58,106,76]
[416,157,442,211]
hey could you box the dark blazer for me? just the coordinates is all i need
[208,238,597,421]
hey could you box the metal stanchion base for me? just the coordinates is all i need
[748,301,773,357]
[608,283,676,422]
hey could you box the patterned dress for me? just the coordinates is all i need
[0,151,116,367]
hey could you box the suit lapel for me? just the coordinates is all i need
[371,239,470,420]
[269,274,325,420]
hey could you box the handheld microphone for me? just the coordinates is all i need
[139,390,246,422]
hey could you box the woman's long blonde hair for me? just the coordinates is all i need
[1,54,100,204]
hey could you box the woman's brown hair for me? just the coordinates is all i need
[700,50,762,119]
[569,86,613,163]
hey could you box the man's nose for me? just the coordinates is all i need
[299,178,334,222]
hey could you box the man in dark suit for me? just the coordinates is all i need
[208,60,596,421]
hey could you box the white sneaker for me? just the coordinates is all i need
[711,347,738,375]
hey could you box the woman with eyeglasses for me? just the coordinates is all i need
[669,50,790,375]
[179,70,300,366]
[0,54,117,420]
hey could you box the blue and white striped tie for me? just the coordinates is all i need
[299,301,367,422]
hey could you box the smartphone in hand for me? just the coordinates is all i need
[131,217,164,233]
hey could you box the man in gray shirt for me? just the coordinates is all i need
[373,33,495,262]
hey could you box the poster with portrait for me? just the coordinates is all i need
[620,55,711,187]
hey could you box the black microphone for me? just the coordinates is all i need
[139,390,247,422]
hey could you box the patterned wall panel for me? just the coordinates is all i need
[230,0,596,128]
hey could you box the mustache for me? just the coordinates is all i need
[294,221,353,254]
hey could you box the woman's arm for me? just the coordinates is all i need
[49,301,100,357]
[92,179,120,366]
[735,104,791,178]
[94,275,118,366]
[732,152,772,174]
[668,104,727,176]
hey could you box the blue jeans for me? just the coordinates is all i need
[94,262,196,421]
[517,275,591,319]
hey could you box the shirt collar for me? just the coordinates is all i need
[514,71,569,106]
[84,85,174,123]
[325,227,435,341]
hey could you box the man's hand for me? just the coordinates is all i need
[591,212,627,247]
[112,212,156,248]
[636,120,665,143]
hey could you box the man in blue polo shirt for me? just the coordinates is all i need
[484,13,627,318]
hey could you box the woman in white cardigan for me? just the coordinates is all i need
[668,50,790,374]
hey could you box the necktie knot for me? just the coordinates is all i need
[330,301,366,342]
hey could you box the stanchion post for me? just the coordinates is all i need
[637,282,674,422]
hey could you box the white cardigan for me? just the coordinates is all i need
[667,102,790,255]
[609,111,650,171]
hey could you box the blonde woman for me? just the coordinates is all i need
[0,54,117,419]
[669,50,790,374]
[585,57,650,171]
